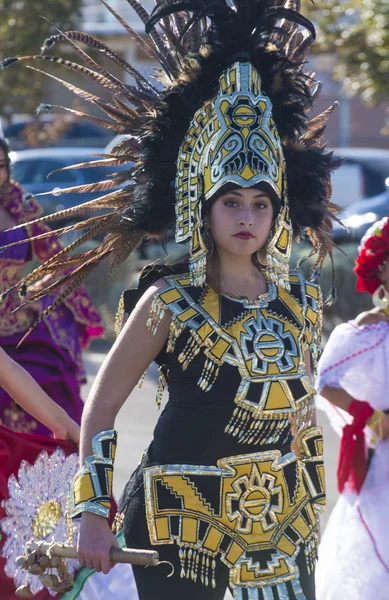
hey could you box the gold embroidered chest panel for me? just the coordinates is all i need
[148,269,322,445]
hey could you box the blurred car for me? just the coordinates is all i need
[331,148,389,210]
[332,186,389,244]
[9,147,130,226]
[5,119,112,150]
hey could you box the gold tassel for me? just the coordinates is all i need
[225,409,293,445]
[137,369,147,389]
[114,292,125,336]
[305,531,319,574]
[112,511,125,534]
[178,334,201,370]
[177,542,217,588]
[167,318,186,353]
[155,366,167,409]
[146,297,165,334]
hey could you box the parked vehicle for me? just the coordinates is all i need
[9,147,131,226]
[5,119,112,150]
[331,147,389,210]
[332,186,389,244]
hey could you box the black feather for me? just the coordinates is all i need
[0,57,19,69]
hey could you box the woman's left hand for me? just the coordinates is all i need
[53,418,80,445]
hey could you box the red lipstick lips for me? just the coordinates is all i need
[233,231,255,240]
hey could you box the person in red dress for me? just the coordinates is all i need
[0,137,104,436]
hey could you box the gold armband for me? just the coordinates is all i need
[69,430,117,519]
[367,410,384,442]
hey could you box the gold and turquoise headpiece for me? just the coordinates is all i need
[176,61,292,287]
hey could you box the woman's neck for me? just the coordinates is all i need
[207,253,268,300]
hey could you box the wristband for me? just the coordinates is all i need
[366,409,384,442]
[69,429,117,519]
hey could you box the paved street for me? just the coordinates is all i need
[83,344,340,598]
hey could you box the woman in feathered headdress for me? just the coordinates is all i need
[1,1,343,598]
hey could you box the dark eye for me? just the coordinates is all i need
[254,201,267,209]
[224,199,238,207]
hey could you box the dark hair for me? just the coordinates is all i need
[0,138,11,181]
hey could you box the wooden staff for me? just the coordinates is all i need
[26,541,159,567]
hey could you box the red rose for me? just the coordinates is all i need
[366,236,386,253]
[381,225,389,245]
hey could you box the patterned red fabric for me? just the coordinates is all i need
[337,399,374,494]
[0,426,76,600]
[2,180,104,347]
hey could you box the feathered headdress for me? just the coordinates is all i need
[0,0,342,328]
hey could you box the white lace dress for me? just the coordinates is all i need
[315,321,389,600]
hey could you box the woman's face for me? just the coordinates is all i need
[207,187,274,258]
[0,147,9,187]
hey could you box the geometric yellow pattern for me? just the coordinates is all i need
[148,269,322,445]
[144,426,325,593]
[69,429,117,519]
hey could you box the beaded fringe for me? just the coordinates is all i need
[188,241,207,287]
[146,296,166,334]
[224,397,315,445]
[178,333,202,370]
[304,530,319,575]
[146,297,185,352]
[155,366,167,409]
[178,542,217,588]
[225,409,291,445]
[260,253,291,292]
[177,333,223,392]
[292,400,315,434]
[114,292,125,336]
[176,539,312,598]
[146,298,186,408]
[176,539,313,598]
[137,370,147,389]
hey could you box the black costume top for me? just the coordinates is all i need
[122,266,325,598]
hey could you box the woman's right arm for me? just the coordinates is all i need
[320,385,354,413]
[320,387,389,440]
[77,278,171,574]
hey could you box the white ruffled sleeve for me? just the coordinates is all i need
[316,321,389,405]
[316,321,389,435]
